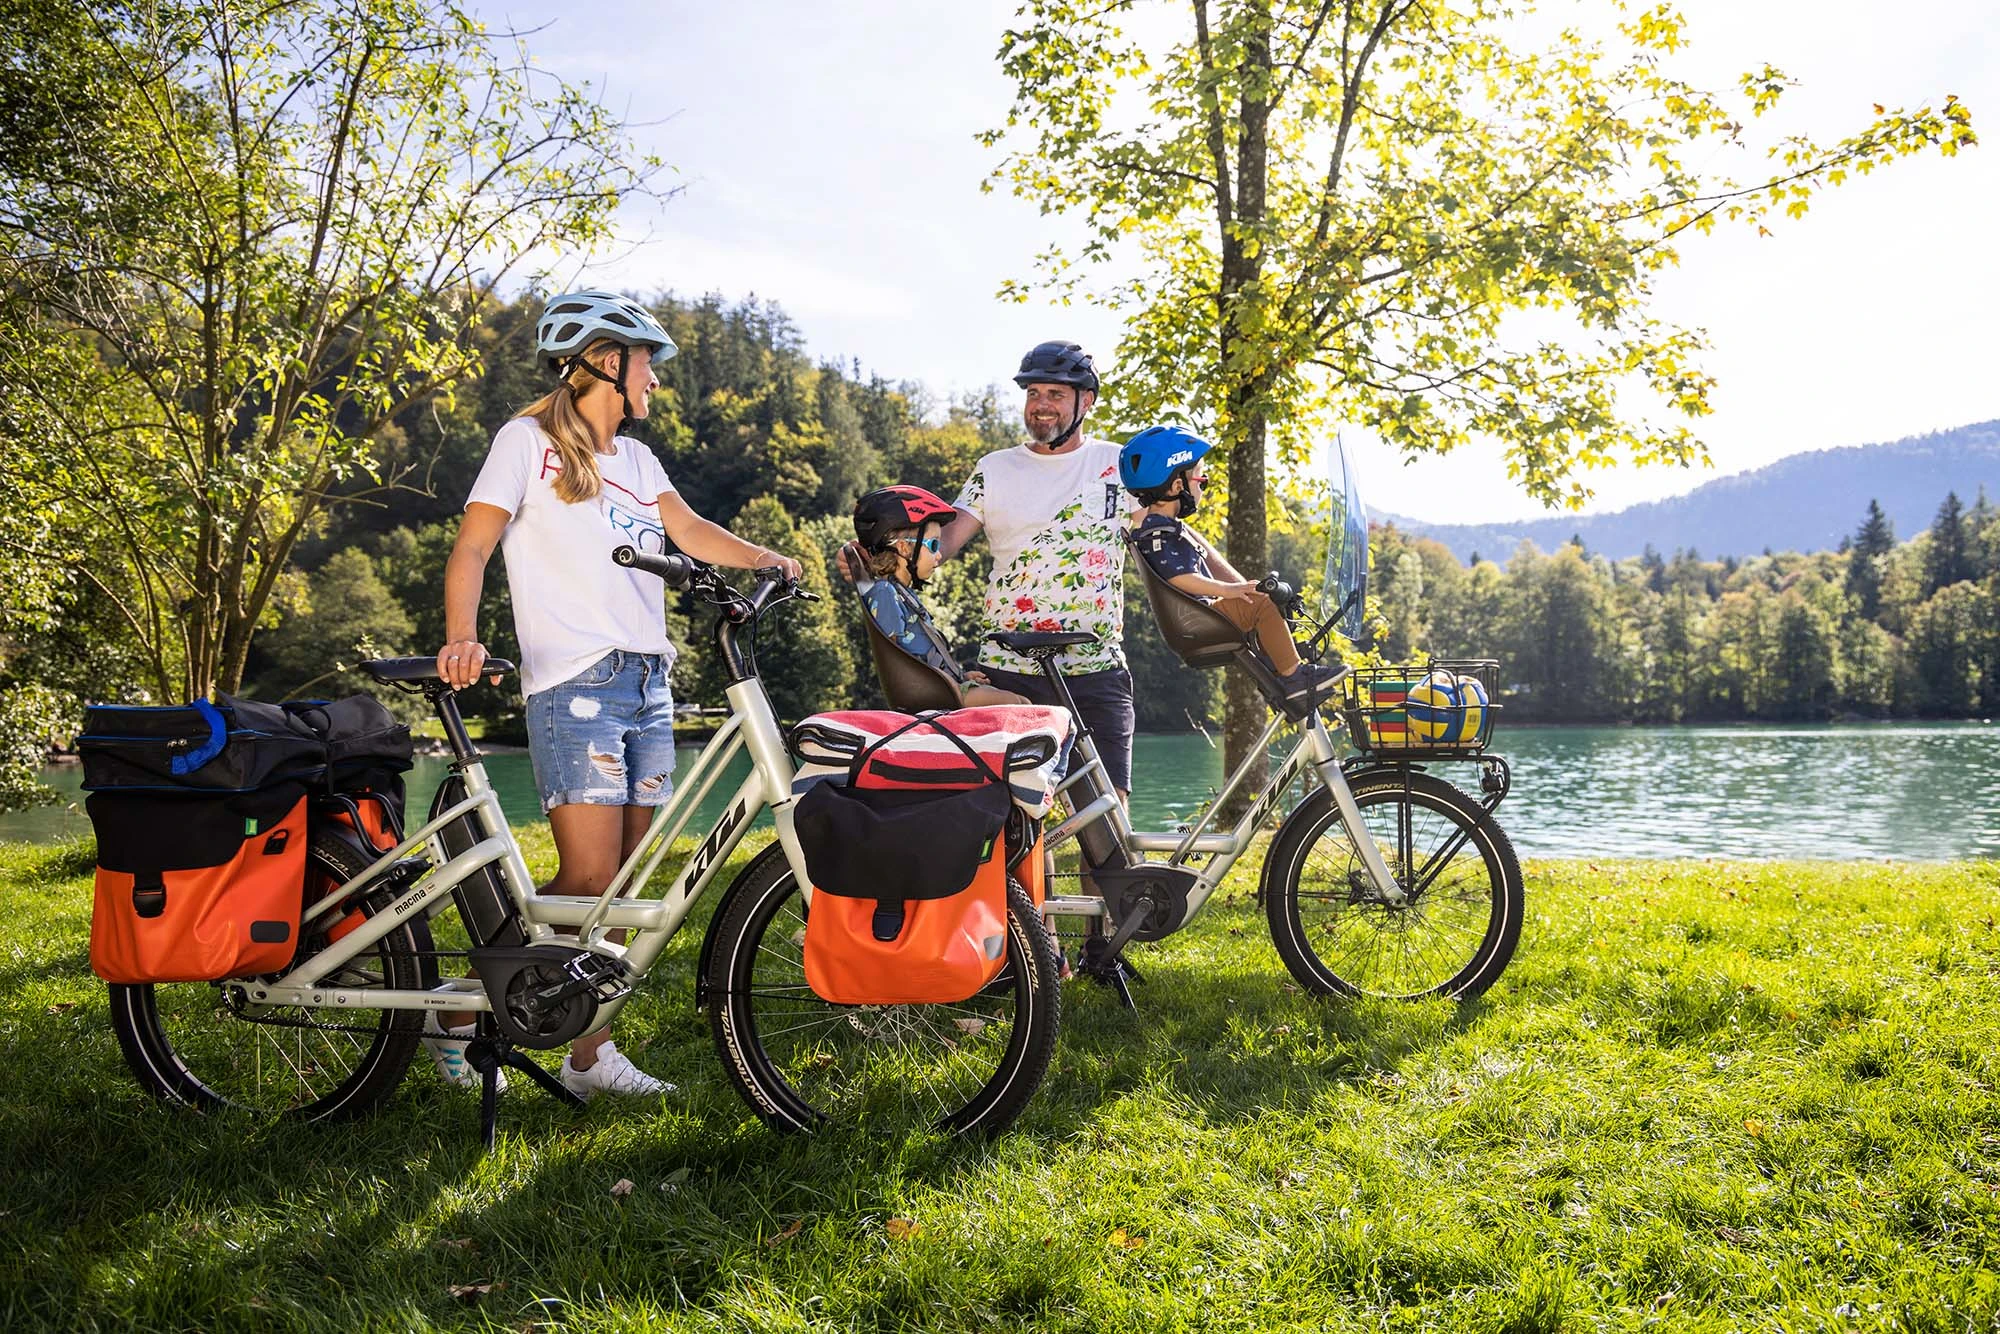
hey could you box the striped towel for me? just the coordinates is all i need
[788,706,1073,818]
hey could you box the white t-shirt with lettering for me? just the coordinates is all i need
[466,417,677,697]
[953,437,1139,675]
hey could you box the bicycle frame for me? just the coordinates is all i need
[1039,691,1404,925]
[233,599,815,1025]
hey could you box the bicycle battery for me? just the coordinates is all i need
[429,772,527,948]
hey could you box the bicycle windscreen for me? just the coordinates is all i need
[1320,432,1369,645]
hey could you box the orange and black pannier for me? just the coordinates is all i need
[787,708,1069,1006]
[87,785,310,983]
[79,693,412,983]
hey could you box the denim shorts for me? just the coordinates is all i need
[976,665,1135,793]
[524,650,677,812]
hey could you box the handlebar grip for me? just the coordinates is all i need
[612,545,701,589]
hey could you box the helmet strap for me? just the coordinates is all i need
[1034,396,1087,453]
[559,346,637,436]
[1172,469,1200,518]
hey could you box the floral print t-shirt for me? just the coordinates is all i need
[953,438,1140,676]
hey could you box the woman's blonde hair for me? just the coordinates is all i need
[516,338,628,504]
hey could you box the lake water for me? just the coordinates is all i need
[9,721,2000,861]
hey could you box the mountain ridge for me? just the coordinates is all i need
[1386,419,2000,563]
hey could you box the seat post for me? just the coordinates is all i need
[1034,653,1088,719]
[429,685,481,763]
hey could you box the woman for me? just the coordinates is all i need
[430,289,801,1100]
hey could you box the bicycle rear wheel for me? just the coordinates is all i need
[707,843,1060,1136]
[108,830,430,1120]
[1263,768,1523,1000]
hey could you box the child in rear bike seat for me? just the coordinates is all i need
[1120,426,1342,703]
[851,486,1032,708]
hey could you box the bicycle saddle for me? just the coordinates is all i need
[360,656,517,683]
[987,630,1097,653]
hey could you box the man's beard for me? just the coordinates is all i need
[1025,414,1063,444]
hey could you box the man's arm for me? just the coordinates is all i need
[940,507,983,561]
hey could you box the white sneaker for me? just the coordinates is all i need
[559,1041,673,1101]
[423,1015,508,1093]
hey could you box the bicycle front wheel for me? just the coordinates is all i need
[107,829,430,1120]
[1263,768,1523,1000]
[707,843,1060,1137]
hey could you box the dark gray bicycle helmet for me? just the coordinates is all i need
[1012,340,1099,393]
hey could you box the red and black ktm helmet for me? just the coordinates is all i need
[853,485,957,552]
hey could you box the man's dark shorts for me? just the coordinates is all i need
[977,665,1134,794]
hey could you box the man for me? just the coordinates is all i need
[931,341,1142,797]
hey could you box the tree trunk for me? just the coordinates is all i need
[1217,3,1272,818]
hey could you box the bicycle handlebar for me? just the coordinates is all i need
[611,545,702,589]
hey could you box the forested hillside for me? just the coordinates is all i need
[1371,492,2000,722]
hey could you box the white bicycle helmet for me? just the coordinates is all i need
[535,290,678,373]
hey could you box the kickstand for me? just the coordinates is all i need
[463,1016,586,1150]
[1078,931,1146,1012]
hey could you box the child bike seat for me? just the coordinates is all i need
[1122,531,1324,721]
[1122,530,1253,669]
[856,589,964,713]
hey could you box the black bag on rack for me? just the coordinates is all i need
[79,695,324,793]
[79,692,415,983]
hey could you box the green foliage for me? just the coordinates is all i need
[0,0,661,699]
[675,497,856,724]
[0,683,77,812]
[250,549,415,711]
[988,0,1975,509]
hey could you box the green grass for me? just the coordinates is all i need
[3,834,1998,1332]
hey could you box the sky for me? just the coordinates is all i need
[470,1,1999,525]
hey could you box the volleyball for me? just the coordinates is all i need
[1405,670,1464,743]
[1455,675,1489,742]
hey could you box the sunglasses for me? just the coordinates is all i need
[894,535,942,554]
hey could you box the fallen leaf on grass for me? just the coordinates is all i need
[45,1002,76,1014]
[885,1218,921,1240]
[1041,1236,1055,1249]
[1654,1291,1677,1311]
[609,1178,634,1198]
[1108,1228,1146,1250]
[448,1281,506,1302]
[1743,1120,1765,1138]
[952,1017,987,1036]
[434,1237,478,1253]
[1715,1226,1752,1244]
[659,1167,691,1193]
[766,1218,803,1246]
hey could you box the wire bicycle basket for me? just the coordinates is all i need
[1341,658,1501,756]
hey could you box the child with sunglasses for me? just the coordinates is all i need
[851,487,1031,708]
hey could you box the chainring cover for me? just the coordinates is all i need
[470,944,632,1049]
[1089,864,1198,943]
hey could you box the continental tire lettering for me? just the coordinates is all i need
[688,799,748,895]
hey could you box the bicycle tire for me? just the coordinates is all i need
[1263,768,1523,1000]
[706,842,1060,1137]
[107,828,430,1120]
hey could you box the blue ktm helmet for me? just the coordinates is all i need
[1120,425,1213,511]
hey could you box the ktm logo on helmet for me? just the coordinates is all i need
[1166,449,1195,467]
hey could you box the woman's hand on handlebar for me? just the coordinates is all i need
[436,639,488,690]
[748,547,802,581]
